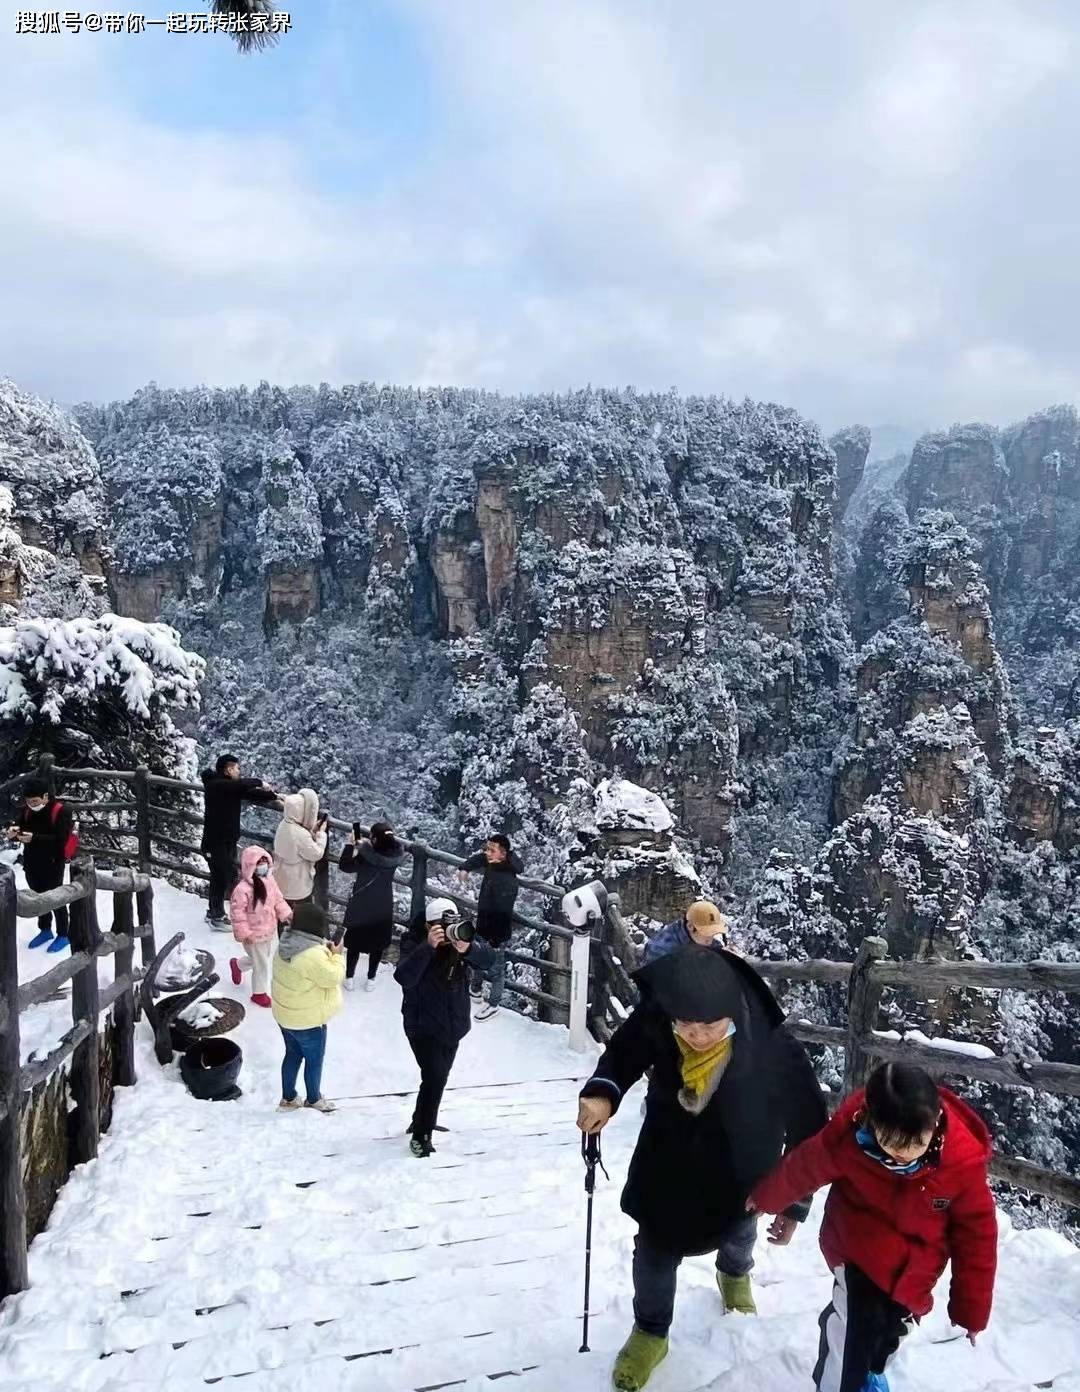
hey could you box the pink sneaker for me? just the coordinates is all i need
[230,958,243,987]
[251,992,272,1009]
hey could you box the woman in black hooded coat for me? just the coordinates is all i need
[339,821,406,989]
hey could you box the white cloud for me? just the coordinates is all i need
[3,0,1080,436]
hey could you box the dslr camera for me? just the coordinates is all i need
[428,899,476,946]
[443,910,476,946]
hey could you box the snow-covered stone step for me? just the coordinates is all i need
[5,881,1080,1392]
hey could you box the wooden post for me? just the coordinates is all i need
[843,935,888,1095]
[68,858,102,1166]
[133,766,152,874]
[39,751,56,797]
[112,889,136,1088]
[544,931,572,1027]
[409,842,429,927]
[313,826,330,912]
[136,882,156,971]
[0,865,29,1299]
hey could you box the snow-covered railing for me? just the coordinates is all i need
[0,852,157,1301]
[748,936,1080,1210]
[28,759,585,1027]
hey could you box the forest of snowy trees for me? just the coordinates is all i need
[1,372,1079,1220]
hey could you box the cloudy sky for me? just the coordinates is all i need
[2,0,1078,435]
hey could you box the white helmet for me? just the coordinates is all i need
[425,896,459,924]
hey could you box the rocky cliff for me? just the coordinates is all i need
[69,383,848,903]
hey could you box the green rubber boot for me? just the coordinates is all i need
[718,1271,757,1315]
[612,1326,669,1391]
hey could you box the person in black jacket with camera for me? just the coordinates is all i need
[394,897,494,1157]
[199,754,277,929]
[339,821,406,991]
[457,833,523,1022]
[576,946,828,1392]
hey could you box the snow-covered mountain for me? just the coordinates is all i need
[2,374,1079,1216]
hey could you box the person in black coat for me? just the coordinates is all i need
[6,777,76,950]
[394,897,494,1157]
[456,833,524,1020]
[577,946,828,1391]
[339,821,406,990]
[199,754,277,928]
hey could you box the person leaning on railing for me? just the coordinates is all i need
[199,753,278,930]
[457,833,524,1022]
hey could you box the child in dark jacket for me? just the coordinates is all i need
[394,897,494,1157]
[749,1062,997,1392]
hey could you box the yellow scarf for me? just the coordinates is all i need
[674,1031,733,1101]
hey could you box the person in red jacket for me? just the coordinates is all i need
[749,1061,997,1392]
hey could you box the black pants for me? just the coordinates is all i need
[346,942,384,980]
[813,1264,916,1392]
[405,1030,458,1138]
[25,861,69,937]
[632,1215,758,1338]
[205,843,239,921]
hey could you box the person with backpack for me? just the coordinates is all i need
[749,1061,997,1392]
[199,754,278,930]
[576,946,828,1392]
[273,788,329,910]
[456,833,524,1021]
[7,776,78,952]
[271,901,346,1113]
[339,820,406,991]
[228,846,292,1008]
[394,897,495,1156]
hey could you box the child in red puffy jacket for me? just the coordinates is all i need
[749,1061,997,1392]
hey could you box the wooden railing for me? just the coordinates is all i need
[2,758,580,1023]
[0,850,157,1299]
[5,759,1078,1218]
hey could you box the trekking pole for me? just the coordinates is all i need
[579,1129,608,1354]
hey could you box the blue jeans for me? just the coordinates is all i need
[280,1025,326,1105]
[471,947,506,1007]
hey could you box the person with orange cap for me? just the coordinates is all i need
[643,900,730,965]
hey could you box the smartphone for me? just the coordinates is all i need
[353,821,363,842]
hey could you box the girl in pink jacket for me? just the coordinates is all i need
[229,845,291,1008]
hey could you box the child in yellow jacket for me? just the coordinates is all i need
[271,902,345,1113]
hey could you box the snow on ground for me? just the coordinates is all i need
[3,880,1080,1390]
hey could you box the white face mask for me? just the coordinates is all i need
[25,799,46,812]
[254,864,270,878]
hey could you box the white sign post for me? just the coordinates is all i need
[569,926,591,1053]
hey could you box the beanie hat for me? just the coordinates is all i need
[635,946,744,1023]
[686,901,727,939]
[291,901,329,939]
[23,776,49,798]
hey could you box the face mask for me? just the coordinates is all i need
[25,800,46,812]
[254,864,270,878]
